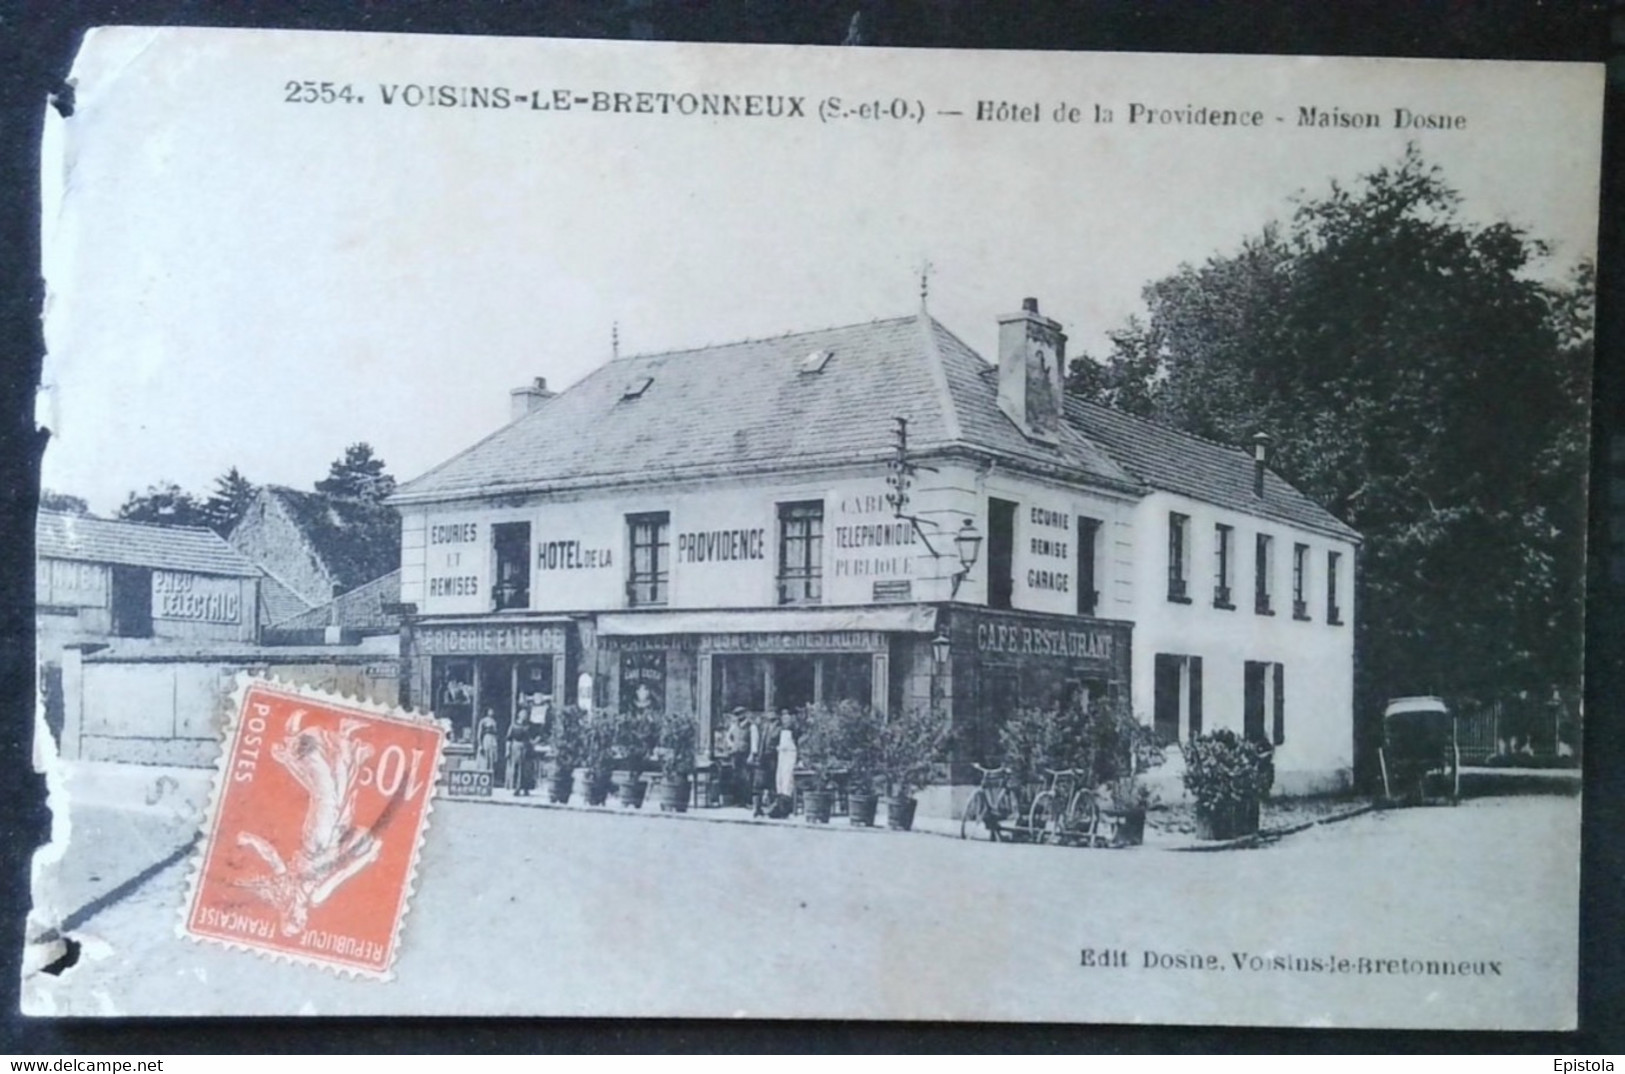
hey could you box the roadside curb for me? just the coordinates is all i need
[1163,802,1376,852]
[450,791,1379,853]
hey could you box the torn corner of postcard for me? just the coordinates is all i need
[25,24,1596,1025]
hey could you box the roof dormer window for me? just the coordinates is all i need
[799,349,834,374]
[620,376,654,400]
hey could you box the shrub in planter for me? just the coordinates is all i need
[1100,778,1155,846]
[796,703,846,824]
[877,704,948,831]
[1181,729,1274,840]
[836,700,881,826]
[656,710,697,813]
[574,708,615,805]
[546,705,587,804]
[613,709,659,808]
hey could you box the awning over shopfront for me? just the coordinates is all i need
[594,605,938,637]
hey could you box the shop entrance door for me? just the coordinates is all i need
[773,657,816,713]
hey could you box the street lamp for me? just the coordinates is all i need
[930,631,952,666]
[950,518,983,598]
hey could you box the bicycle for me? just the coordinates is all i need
[959,764,1023,841]
[1027,768,1100,846]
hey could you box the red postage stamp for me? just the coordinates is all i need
[180,678,444,978]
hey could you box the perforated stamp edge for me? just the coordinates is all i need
[175,672,446,982]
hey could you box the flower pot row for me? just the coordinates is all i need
[540,764,923,830]
[798,789,917,830]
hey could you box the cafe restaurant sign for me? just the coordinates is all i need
[975,621,1113,661]
[418,623,567,655]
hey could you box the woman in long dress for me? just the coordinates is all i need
[475,709,500,773]
[505,706,536,796]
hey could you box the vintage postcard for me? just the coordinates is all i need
[23,27,1599,1026]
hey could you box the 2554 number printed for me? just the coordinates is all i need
[284,81,363,105]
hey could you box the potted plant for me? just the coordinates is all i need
[1083,699,1163,847]
[546,704,584,804]
[613,709,658,808]
[1100,777,1154,846]
[838,701,881,827]
[573,708,614,806]
[655,710,696,813]
[1181,728,1274,840]
[796,704,842,823]
[877,704,948,831]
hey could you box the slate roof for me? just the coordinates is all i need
[257,486,401,593]
[36,510,262,577]
[258,572,315,626]
[395,314,1138,504]
[274,569,402,632]
[1065,398,1361,541]
[393,310,1356,540]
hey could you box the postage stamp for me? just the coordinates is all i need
[179,677,444,978]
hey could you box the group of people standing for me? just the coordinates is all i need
[474,695,554,796]
[723,707,798,816]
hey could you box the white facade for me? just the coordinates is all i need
[1130,489,1358,795]
[399,460,1146,622]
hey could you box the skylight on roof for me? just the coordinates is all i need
[799,349,834,374]
[620,376,654,400]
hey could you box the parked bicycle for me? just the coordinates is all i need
[1027,767,1103,847]
[959,763,1025,841]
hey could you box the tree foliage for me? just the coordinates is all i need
[201,467,258,537]
[116,482,210,528]
[316,443,397,503]
[40,489,90,515]
[1068,146,1590,726]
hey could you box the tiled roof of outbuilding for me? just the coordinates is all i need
[275,569,402,631]
[255,486,401,593]
[258,573,315,626]
[36,510,262,576]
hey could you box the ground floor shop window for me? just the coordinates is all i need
[621,651,667,714]
[709,653,876,740]
[433,658,476,748]
[433,654,557,786]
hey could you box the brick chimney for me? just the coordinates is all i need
[509,377,557,422]
[1252,431,1273,496]
[997,298,1067,444]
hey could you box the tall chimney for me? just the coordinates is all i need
[1252,431,1273,497]
[509,376,557,422]
[996,297,1067,444]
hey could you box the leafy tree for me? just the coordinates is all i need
[116,482,210,528]
[201,467,257,537]
[1071,147,1590,765]
[39,489,90,515]
[315,443,397,503]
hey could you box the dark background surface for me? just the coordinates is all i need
[0,0,1617,1054]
